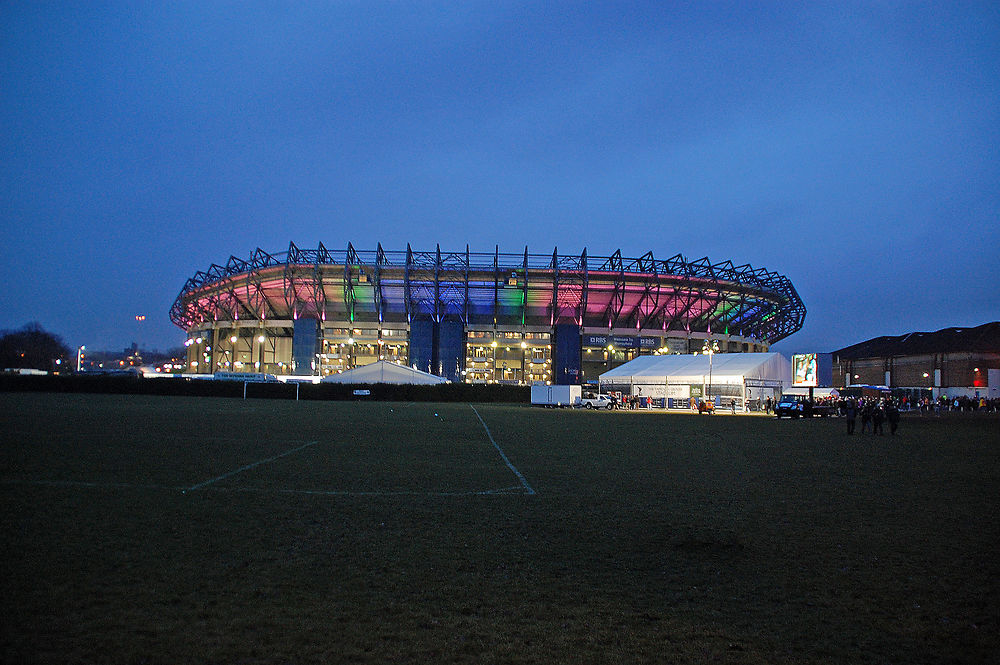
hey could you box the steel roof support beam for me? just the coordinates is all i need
[374,243,387,324]
[344,242,360,324]
[600,249,626,328]
[549,247,559,327]
[493,246,499,328]
[622,251,659,329]
[663,276,700,333]
[434,244,442,323]
[464,245,470,324]
[521,247,529,327]
[245,271,267,323]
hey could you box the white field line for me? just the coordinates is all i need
[264,485,524,497]
[5,411,534,497]
[0,479,183,491]
[0,480,526,496]
[185,440,320,492]
[469,404,536,496]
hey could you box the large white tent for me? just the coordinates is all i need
[320,361,447,385]
[598,352,792,409]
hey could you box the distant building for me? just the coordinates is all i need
[832,322,1000,399]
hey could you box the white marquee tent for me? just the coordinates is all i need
[598,352,792,408]
[320,360,448,385]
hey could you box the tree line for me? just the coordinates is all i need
[0,323,71,370]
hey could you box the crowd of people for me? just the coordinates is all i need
[840,398,901,435]
[836,394,999,436]
[908,395,1000,413]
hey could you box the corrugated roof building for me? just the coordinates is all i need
[832,322,999,399]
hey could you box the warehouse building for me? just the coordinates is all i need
[832,322,1000,399]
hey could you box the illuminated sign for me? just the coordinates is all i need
[792,353,818,386]
[583,335,660,349]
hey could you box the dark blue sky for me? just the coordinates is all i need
[3,1,998,354]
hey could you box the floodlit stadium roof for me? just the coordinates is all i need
[171,243,806,343]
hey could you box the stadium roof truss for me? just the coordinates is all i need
[171,244,806,343]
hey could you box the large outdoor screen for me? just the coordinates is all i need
[792,353,818,386]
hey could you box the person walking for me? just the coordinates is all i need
[861,401,872,434]
[846,399,858,435]
[886,401,901,435]
[872,401,885,435]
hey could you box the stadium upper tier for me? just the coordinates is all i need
[170,243,805,343]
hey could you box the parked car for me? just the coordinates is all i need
[775,395,807,418]
[578,393,616,409]
[776,394,837,418]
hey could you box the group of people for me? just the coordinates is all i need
[842,398,901,435]
[924,395,999,413]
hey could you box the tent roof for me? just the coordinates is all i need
[321,360,448,385]
[599,352,791,384]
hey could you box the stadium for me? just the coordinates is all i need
[170,243,806,383]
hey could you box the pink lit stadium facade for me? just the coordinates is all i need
[170,243,806,384]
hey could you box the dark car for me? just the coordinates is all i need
[775,395,807,418]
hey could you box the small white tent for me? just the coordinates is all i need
[320,361,447,385]
[598,352,792,409]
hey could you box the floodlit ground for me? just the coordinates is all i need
[1,392,998,664]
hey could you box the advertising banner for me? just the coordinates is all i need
[792,353,818,386]
[633,383,691,399]
[639,337,660,349]
[584,334,661,350]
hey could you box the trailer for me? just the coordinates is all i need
[530,384,581,408]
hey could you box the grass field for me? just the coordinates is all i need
[1,392,998,664]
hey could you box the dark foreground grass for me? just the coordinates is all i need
[1,392,998,664]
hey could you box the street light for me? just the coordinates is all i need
[256,333,266,371]
[702,339,719,405]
